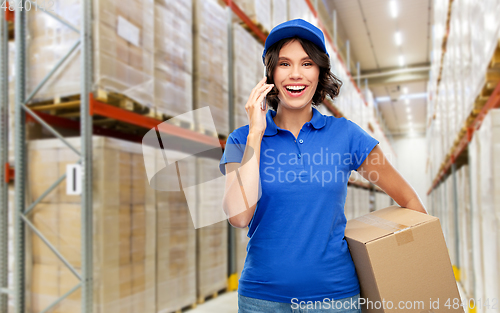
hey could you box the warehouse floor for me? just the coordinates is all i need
[186,291,238,313]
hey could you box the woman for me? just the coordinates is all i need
[219,19,427,313]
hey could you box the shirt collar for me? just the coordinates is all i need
[264,106,327,137]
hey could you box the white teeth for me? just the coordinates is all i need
[286,86,306,91]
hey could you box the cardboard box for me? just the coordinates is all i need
[345,205,464,312]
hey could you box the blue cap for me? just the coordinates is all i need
[262,19,329,65]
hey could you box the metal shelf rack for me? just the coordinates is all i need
[427,80,500,195]
[0,5,11,313]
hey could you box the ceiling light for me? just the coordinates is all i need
[408,115,412,121]
[403,87,408,94]
[405,99,409,104]
[390,0,398,18]
[375,92,427,102]
[399,55,405,67]
[406,107,411,113]
[395,31,402,46]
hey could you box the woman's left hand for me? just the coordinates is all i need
[355,145,428,215]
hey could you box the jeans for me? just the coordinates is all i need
[238,293,362,313]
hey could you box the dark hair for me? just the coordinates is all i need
[264,36,342,111]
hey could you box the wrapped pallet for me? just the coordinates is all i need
[27,137,156,313]
[26,137,201,313]
[154,0,193,121]
[26,0,195,122]
[8,41,15,163]
[473,109,500,310]
[235,227,250,279]
[344,186,354,221]
[351,187,360,218]
[26,0,155,110]
[154,149,197,313]
[288,0,316,26]
[193,0,229,137]
[445,176,457,267]
[374,191,392,211]
[233,22,260,129]
[195,157,228,302]
[360,188,370,216]
[255,40,265,85]
[457,165,474,298]
[468,120,486,308]
[271,0,288,29]
[6,186,14,312]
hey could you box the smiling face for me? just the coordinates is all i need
[273,39,320,110]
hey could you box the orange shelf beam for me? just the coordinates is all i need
[4,163,14,183]
[26,94,226,150]
[222,0,267,43]
[427,80,500,195]
[89,93,224,148]
[27,110,145,143]
[5,2,14,22]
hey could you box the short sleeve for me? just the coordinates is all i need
[347,120,380,172]
[219,132,246,176]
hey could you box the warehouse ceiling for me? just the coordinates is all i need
[323,0,432,136]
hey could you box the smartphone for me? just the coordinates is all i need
[262,67,268,110]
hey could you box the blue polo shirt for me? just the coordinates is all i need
[219,107,379,303]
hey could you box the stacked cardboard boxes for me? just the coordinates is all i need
[153,148,197,313]
[233,22,262,129]
[193,0,229,136]
[27,0,155,109]
[27,137,204,313]
[154,0,193,121]
[430,109,500,309]
[195,157,228,302]
[25,0,195,122]
[271,0,288,29]
[235,227,250,279]
[468,109,500,309]
[374,192,393,211]
[28,137,156,313]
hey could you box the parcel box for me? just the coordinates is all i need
[345,205,464,313]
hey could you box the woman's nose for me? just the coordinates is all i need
[289,66,303,79]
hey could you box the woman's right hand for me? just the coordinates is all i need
[246,76,274,135]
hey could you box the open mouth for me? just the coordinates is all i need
[285,85,307,97]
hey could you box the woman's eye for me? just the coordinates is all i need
[279,62,313,66]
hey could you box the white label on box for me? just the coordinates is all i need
[66,164,82,195]
[117,15,140,47]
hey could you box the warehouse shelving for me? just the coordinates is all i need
[0,5,10,313]
[427,80,500,195]
[4,6,14,40]
[0,2,94,312]
[26,101,226,149]
[425,2,500,304]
